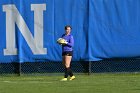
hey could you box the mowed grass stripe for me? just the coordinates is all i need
[0,74,140,93]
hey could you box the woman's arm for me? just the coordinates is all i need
[67,36,74,47]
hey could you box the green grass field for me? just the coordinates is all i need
[0,73,140,93]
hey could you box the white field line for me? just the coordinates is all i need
[1,80,53,84]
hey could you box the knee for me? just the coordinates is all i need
[65,64,70,68]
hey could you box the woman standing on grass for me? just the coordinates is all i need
[57,25,75,81]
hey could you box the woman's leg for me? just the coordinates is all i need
[62,56,69,78]
[65,56,73,77]
[61,55,75,81]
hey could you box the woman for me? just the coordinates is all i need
[58,25,75,81]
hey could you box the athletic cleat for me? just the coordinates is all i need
[60,78,68,81]
[70,76,76,81]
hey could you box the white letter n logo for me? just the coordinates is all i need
[3,4,47,55]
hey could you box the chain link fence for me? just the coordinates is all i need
[0,58,140,75]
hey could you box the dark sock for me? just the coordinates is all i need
[67,67,73,77]
[64,67,74,78]
[64,68,68,78]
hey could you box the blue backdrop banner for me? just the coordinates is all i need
[0,0,140,63]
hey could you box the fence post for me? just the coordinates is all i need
[88,61,91,75]
[18,62,21,76]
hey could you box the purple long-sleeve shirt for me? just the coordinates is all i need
[61,34,74,52]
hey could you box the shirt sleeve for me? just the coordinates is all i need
[67,36,74,47]
[61,34,65,38]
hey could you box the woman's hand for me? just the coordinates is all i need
[57,38,68,45]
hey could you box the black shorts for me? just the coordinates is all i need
[62,51,73,56]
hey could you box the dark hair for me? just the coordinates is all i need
[65,25,72,30]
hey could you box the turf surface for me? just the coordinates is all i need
[0,73,140,93]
